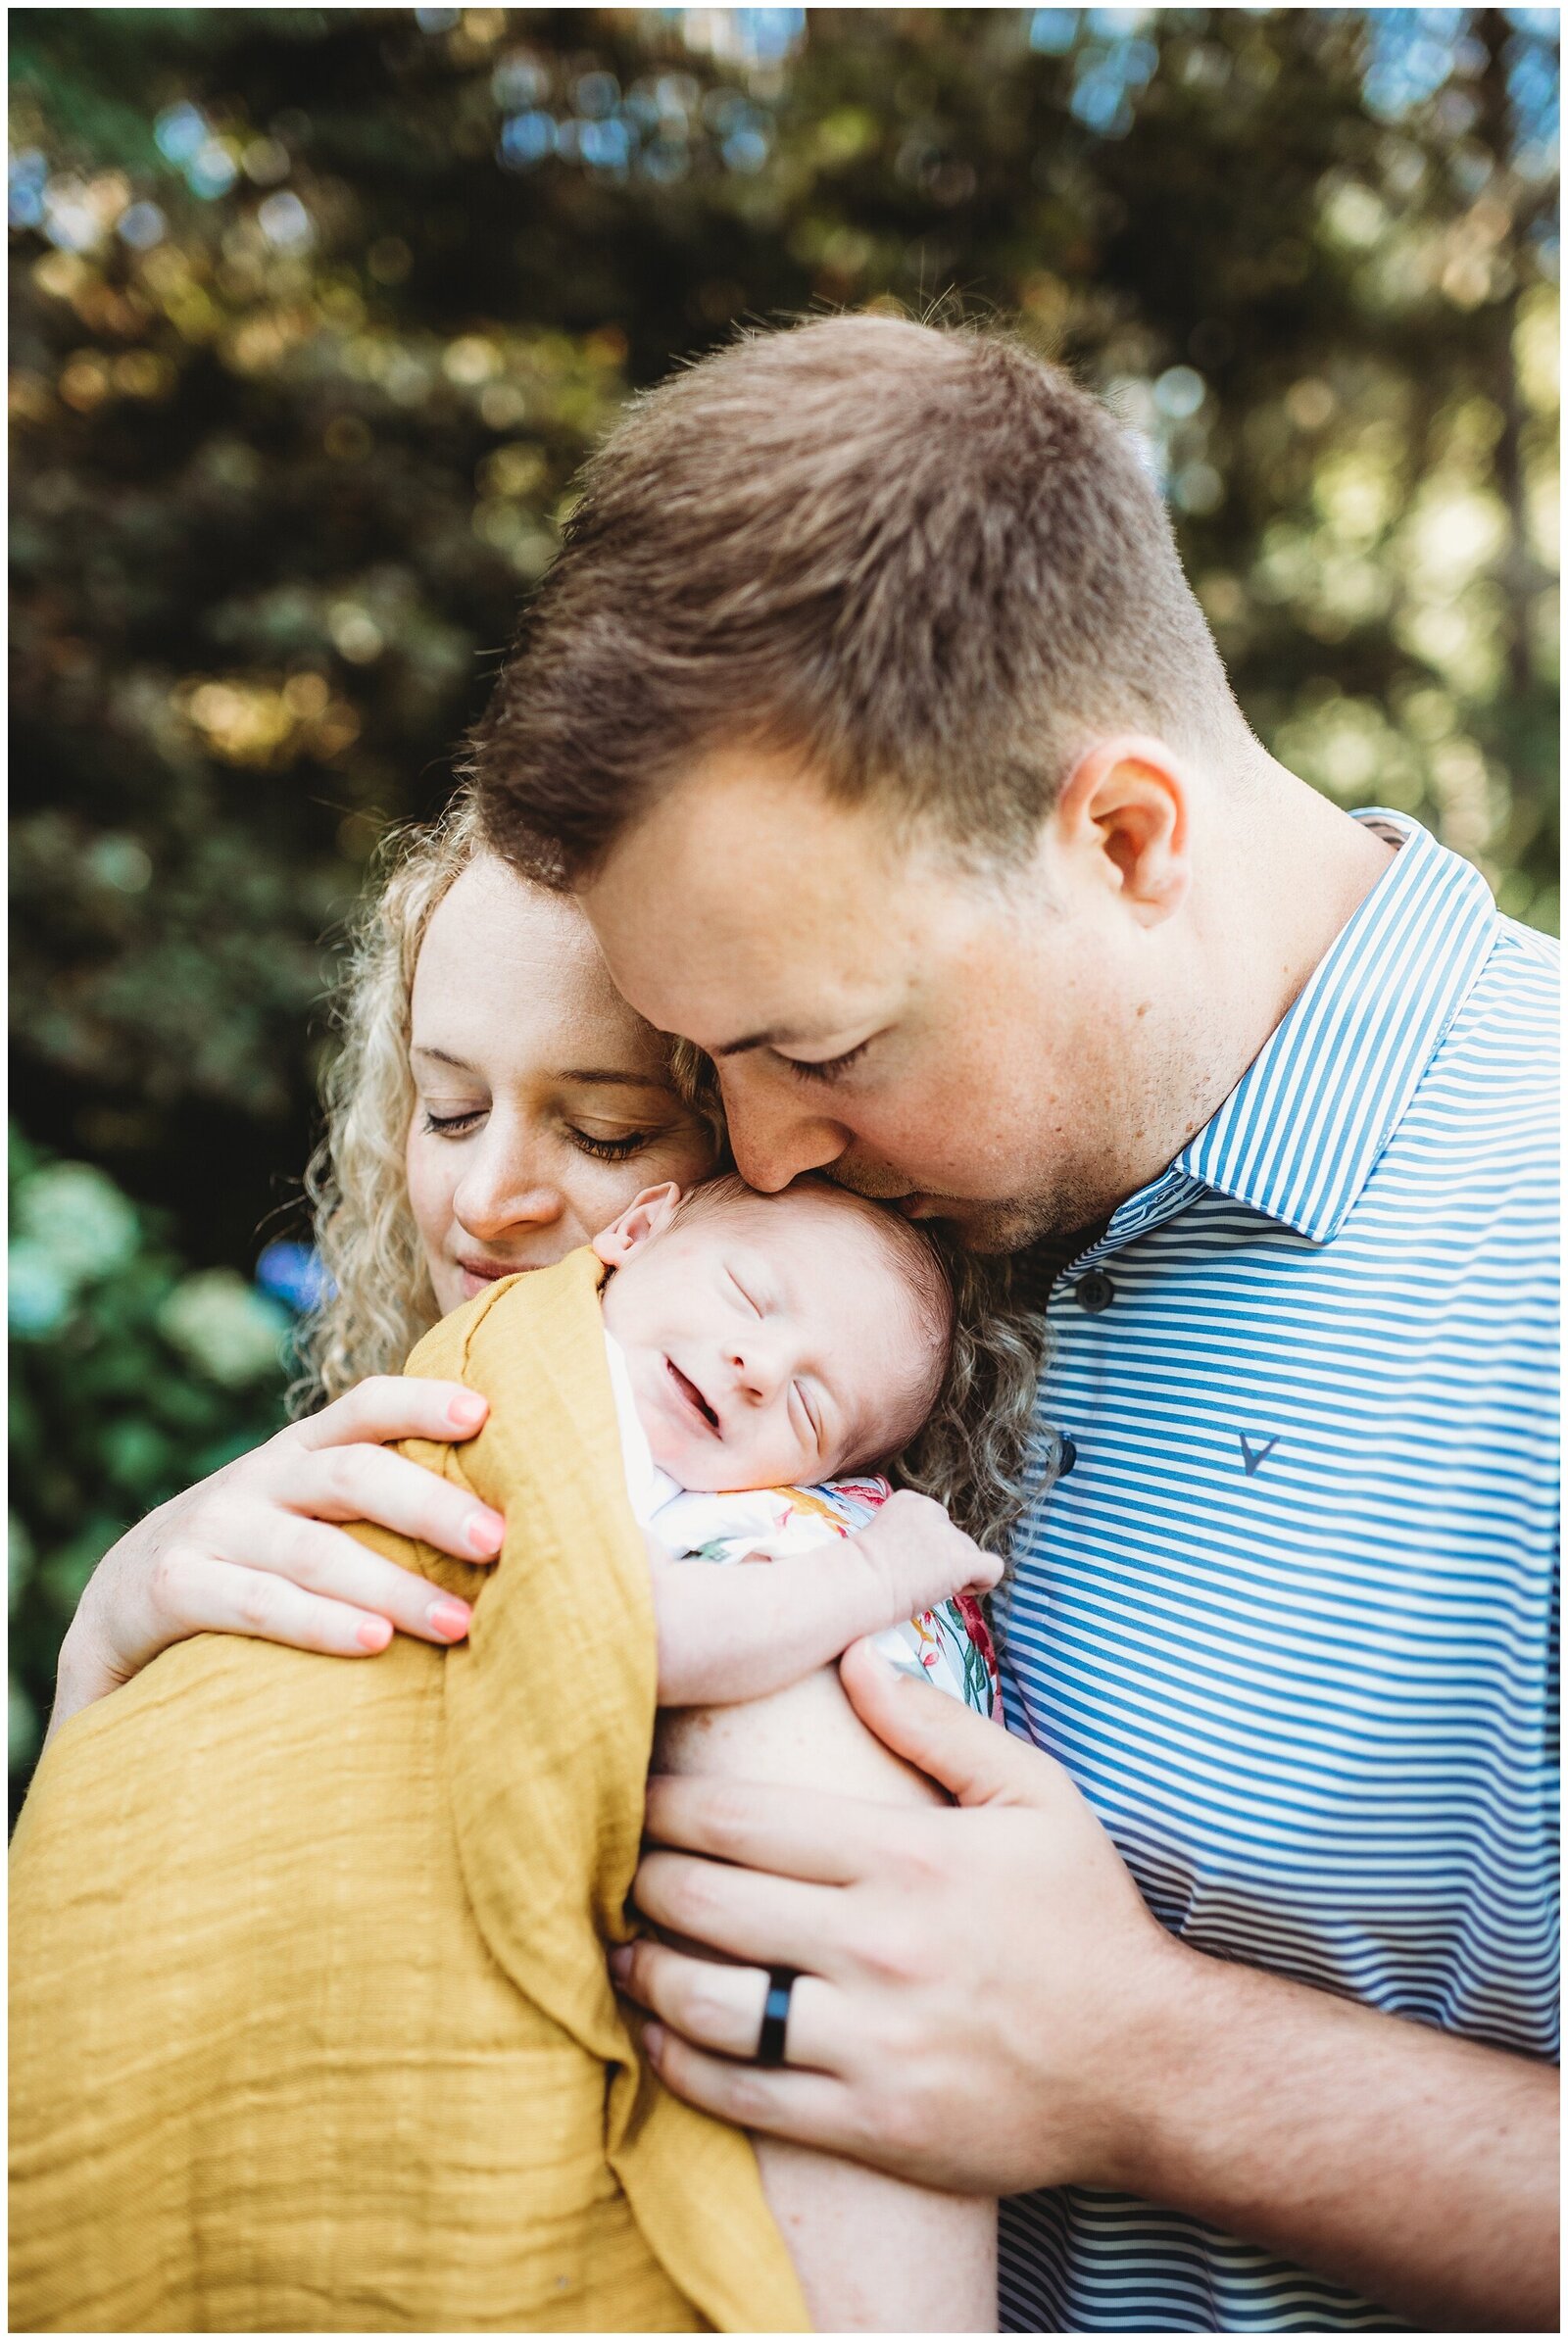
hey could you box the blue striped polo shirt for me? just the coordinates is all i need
[998,810,1559,2334]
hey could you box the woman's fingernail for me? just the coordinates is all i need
[466,1510,504,1557]
[449,1394,486,1431]
[608,1945,633,1979]
[643,2022,665,2061]
[427,1599,471,1640]
[357,1617,393,1652]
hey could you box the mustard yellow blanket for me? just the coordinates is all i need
[10,1246,809,2334]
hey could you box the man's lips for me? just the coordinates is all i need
[665,1355,720,1435]
[828,1168,918,1205]
[824,1170,949,1219]
[896,1194,956,1221]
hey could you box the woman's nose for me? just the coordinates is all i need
[451,1152,566,1242]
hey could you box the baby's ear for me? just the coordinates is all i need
[591,1182,684,1267]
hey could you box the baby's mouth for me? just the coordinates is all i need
[665,1356,720,1435]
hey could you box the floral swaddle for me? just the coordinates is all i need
[653,1474,1001,1721]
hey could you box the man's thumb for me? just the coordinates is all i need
[839,1635,1045,1808]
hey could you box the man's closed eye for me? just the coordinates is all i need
[779,1036,876,1086]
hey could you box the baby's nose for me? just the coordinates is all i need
[730,1341,785,1402]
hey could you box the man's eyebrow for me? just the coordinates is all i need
[712,1028,806,1059]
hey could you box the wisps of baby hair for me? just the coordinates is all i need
[668,1169,955,1363]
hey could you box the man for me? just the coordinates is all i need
[470,315,1558,2331]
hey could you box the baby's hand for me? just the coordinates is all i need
[651,1490,1001,1709]
[846,1488,1003,1613]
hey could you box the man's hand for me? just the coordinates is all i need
[47,1377,502,1744]
[650,1489,1002,1709]
[620,1633,1169,2191]
[615,1638,1560,2330]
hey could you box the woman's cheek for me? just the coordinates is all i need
[573,1155,670,1235]
[565,1128,711,1245]
[645,1121,721,1194]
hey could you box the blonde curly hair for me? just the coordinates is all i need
[293,793,486,1410]
[903,1237,1056,1562]
[297,801,1054,1561]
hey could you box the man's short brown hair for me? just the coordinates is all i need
[468,313,1243,879]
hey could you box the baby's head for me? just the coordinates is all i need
[594,1175,954,1494]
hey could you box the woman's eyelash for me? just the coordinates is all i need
[568,1129,650,1161]
[421,1107,484,1136]
[783,1038,872,1086]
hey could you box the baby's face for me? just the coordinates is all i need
[596,1182,950,1493]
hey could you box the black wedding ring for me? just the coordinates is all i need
[756,1967,796,2067]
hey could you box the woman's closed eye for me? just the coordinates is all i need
[566,1126,655,1162]
[420,1108,653,1163]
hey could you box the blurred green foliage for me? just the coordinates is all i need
[7,9,1559,1796]
[9,1128,291,1812]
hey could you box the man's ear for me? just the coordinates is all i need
[591,1181,684,1268]
[1053,734,1191,924]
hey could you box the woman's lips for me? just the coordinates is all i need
[456,1257,536,1294]
[665,1355,720,1435]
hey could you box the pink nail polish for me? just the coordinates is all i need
[449,1394,486,1430]
[466,1511,504,1557]
[428,1599,470,1640]
[356,1617,392,1652]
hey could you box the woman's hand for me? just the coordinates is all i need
[46,1377,506,1744]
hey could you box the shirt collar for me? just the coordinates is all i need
[1170,809,1500,1245]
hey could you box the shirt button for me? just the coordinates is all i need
[1074,1271,1114,1313]
[1055,1436,1078,1480]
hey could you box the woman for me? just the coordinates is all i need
[27,790,1043,2331]
[46,795,717,1726]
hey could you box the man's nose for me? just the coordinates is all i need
[719,1068,849,1195]
[452,1144,565,1242]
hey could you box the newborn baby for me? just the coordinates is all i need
[592,1173,1001,1716]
